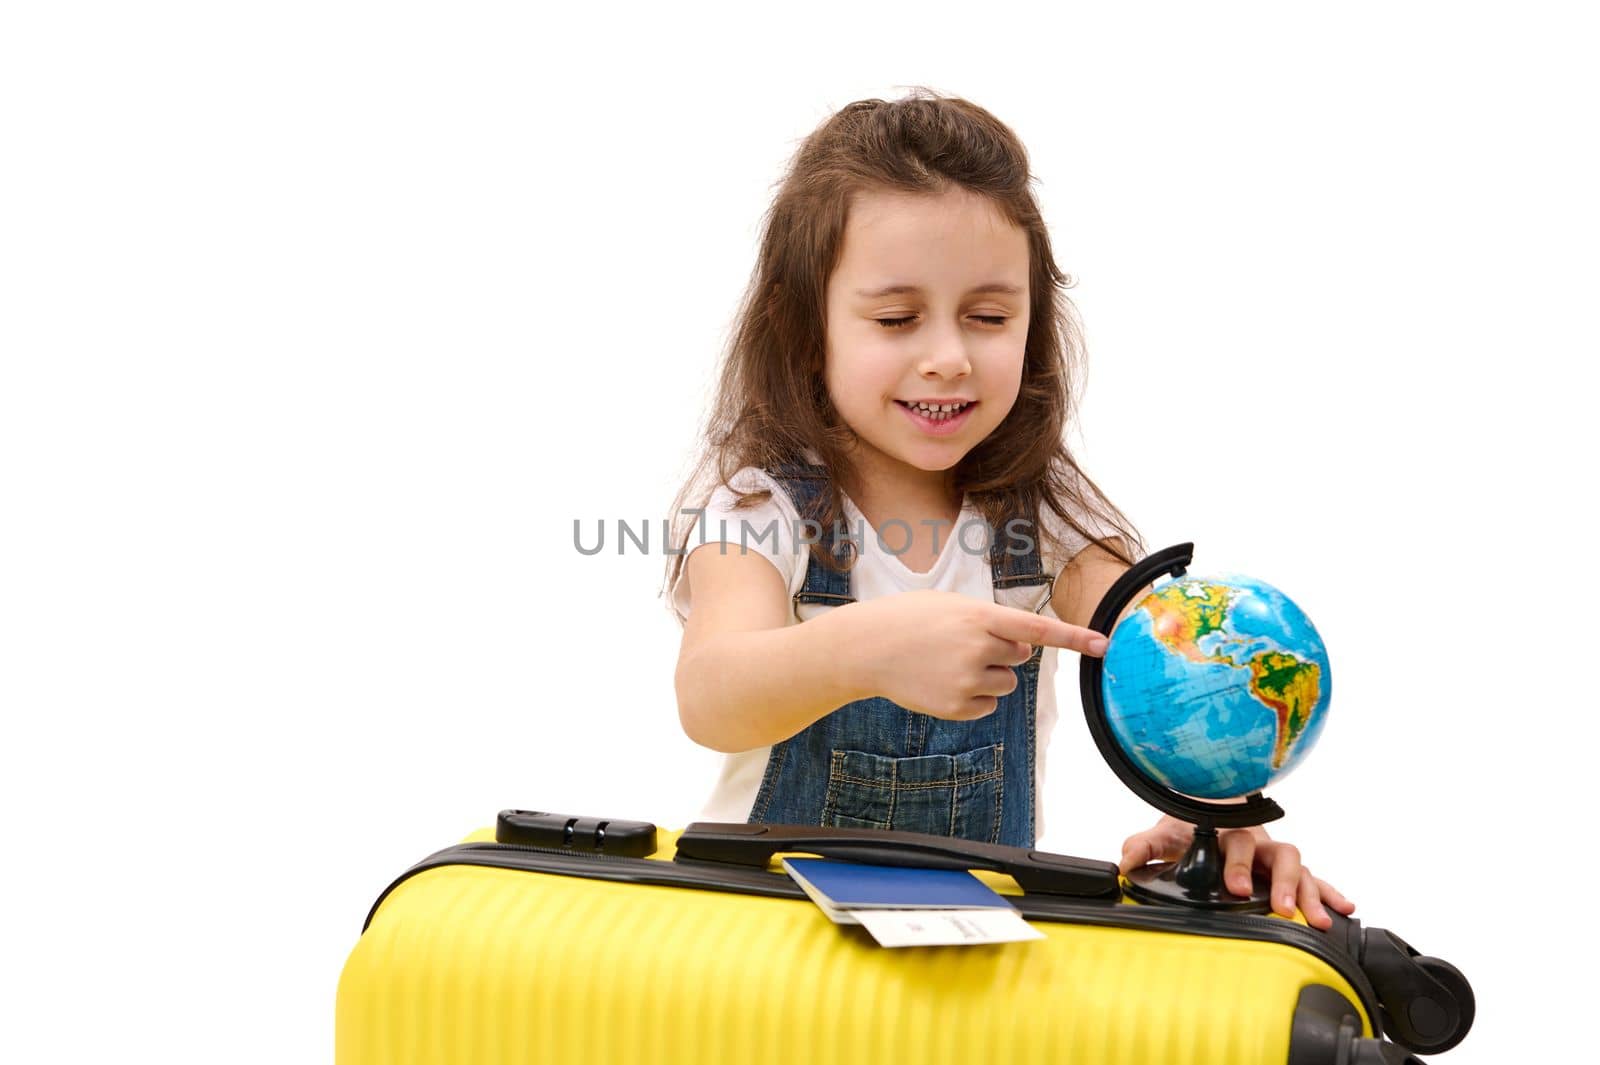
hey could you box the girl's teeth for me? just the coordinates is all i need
[903,400,969,422]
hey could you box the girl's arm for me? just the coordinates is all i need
[1050,541,1148,630]
[674,545,868,754]
[678,541,1109,753]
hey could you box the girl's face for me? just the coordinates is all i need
[823,186,1030,492]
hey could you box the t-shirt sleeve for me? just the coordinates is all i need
[668,467,808,626]
[1036,493,1139,575]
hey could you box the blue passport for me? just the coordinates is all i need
[780,856,1013,913]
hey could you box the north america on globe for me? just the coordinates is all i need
[1142,583,1321,770]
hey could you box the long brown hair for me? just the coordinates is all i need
[661,87,1144,612]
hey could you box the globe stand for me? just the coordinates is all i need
[1081,543,1284,914]
[1122,823,1275,911]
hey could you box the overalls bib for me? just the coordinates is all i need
[746,462,1056,848]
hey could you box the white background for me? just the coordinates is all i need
[3,3,1592,1062]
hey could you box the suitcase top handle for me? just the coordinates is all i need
[674,822,1123,899]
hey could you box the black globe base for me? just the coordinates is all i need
[1122,825,1274,912]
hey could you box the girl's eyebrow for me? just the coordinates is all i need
[855,282,1024,298]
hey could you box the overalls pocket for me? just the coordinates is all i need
[820,743,1005,844]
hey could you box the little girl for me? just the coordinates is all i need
[663,89,1353,930]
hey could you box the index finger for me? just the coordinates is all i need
[983,604,1109,657]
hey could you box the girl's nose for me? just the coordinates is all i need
[917,332,972,379]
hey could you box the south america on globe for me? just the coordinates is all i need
[1101,573,1331,799]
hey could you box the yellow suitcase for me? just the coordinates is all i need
[336,816,1472,1065]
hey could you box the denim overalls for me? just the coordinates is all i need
[746,462,1056,848]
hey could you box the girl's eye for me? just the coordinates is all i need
[874,316,1008,329]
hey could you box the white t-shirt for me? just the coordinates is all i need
[669,465,1117,842]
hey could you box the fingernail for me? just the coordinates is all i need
[1088,637,1108,655]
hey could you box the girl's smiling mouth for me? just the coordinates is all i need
[895,398,978,435]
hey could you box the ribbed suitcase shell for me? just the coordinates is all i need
[337,828,1372,1064]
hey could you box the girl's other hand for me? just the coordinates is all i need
[844,590,1107,722]
[1117,814,1357,930]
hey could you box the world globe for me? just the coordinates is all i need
[1100,573,1331,800]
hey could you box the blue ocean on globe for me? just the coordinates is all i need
[1100,572,1332,799]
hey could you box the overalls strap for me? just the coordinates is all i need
[768,462,855,609]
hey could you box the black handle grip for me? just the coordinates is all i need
[673,822,1122,899]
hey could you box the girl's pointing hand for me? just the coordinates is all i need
[844,591,1107,723]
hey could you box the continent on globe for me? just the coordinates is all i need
[1144,583,1231,663]
[1140,582,1321,770]
[1246,651,1321,770]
